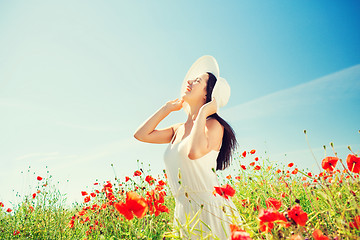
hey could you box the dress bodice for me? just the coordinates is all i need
[163,135,220,201]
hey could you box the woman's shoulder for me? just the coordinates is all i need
[206,117,224,133]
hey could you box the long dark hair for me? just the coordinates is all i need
[206,72,238,171]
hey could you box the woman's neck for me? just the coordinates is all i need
[186,102,204,123]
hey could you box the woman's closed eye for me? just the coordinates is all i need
[187,78,201,86]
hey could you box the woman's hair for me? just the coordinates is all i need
[206,72,238,171]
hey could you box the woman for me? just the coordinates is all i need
[134,56,240,239]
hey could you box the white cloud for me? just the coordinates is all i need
[16,152,60,161]
[221,64,360,122]
[50,137,140,171]
[54,121,124,132]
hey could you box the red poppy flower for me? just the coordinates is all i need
[32,193,36,199]
[235,176,241,180]
[104,181,113,189]
[250,149,256,154]
[254,165,261,171]
[6,208,12,213]
[90,192,96,198]
[158,180,166,186]
[125,176,130,182]
[349,215,360,229]
[114,191,148,220]
[242,151,247,158]
[258,208,285,222]
[0,202,4,207]
[134,170,142,176]
[346,154,360,173]
[107,192,116,202]
[249,162,255,166]
[287,204,308,226]
[230,224,252,240]
[146,189,169,216]
[84,196,91,203]
[13,230,20,236]
[322,156,339,172]
[308,172,312,177]
[115,201,133,220]
[214,184,235,199]
[288,163,294,168]
[81,191,88,196]
[226,175,232,179]
[145,175,155,185]
[76,210,86,217]
[68,220,75,228]
[258,208,289,232]
[259,221,274,232]
[281,192,287,198]
[276,169,282,174]
[292,168,298,174]
[241,165,246,170]
[91,204,99,210]
[255,157,259,161]
[37,176,43,181]
[265,198,282,210]
[313,229,329,240]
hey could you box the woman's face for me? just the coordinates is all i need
[182,73,209,105]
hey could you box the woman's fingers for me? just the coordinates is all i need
[164,98,184,112]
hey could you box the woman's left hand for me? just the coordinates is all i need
[200,97,218,117]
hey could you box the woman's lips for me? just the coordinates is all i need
[186,86,191,92]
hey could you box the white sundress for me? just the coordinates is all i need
[163,127,241,240]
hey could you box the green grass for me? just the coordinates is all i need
[1,143,359,239]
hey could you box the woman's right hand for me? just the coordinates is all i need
[134,98,183,144]
[164,98,184,112]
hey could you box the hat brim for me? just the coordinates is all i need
[181,55,220,96]
[180,55,230,113]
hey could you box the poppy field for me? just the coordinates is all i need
[0,139,359,239]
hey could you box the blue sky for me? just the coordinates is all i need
[0,1,359,205]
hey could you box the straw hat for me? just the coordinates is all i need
[181,55,231,113]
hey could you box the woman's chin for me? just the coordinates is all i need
[180,95,189,103]
[181,93,188,100]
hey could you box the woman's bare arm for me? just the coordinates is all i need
[186,98,223,159]
[134,99,183,144]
